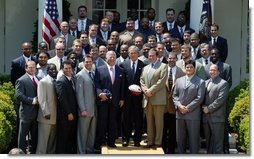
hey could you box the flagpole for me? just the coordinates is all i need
[38,0,62,50]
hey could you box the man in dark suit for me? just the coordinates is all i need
[77,5,93,33]
[15,61,39,154]
[173,60,205,154]
[162,53,185,154]
[207,24,228,62]
[169,11,195,44]
[11,42,36,146]
[97,18,111,43]
[69,18,80,38]
[94,51,125,148]
[55,60,78,154]
[11,42,36,86]
[202,64,229,154]
[162,8,177,33]
[119,45,145,147]
[88,24,106,46]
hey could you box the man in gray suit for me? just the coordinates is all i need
[15,61,39,154]
[36,63,58,154]
[75,55,97,154]
[173,60,205,154]
[202,64,229,154]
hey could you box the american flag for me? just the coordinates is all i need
[199,0,212,41]
[42,0,60,47]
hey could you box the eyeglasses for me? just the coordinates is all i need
[56,48,65,51]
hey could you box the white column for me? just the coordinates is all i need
[190,0,214,33]
[38,0,62,48]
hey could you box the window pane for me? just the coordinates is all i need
[128,1,138,9]
[106,0,116,9]
[141,0,151,9]
[93,0,104,9]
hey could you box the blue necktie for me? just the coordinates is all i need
[132,62,135,79]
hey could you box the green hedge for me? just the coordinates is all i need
[239,115,249,154]
[228,80,249,153]
[0,82,16,153]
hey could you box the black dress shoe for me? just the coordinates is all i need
[134,142,141,147]
[143,145,153,148]
[108,143,117,148]
[122,141,128,147]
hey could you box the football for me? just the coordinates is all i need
[128,84,142,95]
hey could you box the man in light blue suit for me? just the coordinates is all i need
[173,60,205,154]
[75,55,97,154]
[202,64,229,154]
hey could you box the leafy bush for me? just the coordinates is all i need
[227,80,249,114]
[0,100,16,128]
[0,112,13,152]
[0,82,16,104]
[228,80,249,153]
[239,116,250,154]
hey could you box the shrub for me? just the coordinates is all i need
[0,112,13,152]
[227,80,249,114]
[0,100,16,132]
[0,82,16,104]
[228,80,249,153]
[239,116,250,154]
[0,74,10,85]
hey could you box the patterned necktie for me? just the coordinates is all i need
[169,23,172,30]
[168,68,173,90]
[72,31,75,37]
[205,59,208,65]
[81,20,84,31]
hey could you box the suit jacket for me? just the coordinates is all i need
[140,61,168,108]
[204,61,232,88]
[37,75,57,125]
[203,76,229,123]
[11,55,36,86]
[97,29,111,42]
[15,73,39,121]
[207,36,228,62]
[165,66,185,114]
[69,29,81,39]
[176,59,207,80]
[173,75,205,120]
[75,69,96,117]
[50,34,76,50]
[77,18,93,33]
[56,75,78,120]
[169,25,195,44]
[48,56,67,71]
[88,36,106,46]
[95,65,125,107]
[162,21,177,33]
[137,27,156,42]
[118,30,143,46]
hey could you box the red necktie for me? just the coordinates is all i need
[33,77,37,89]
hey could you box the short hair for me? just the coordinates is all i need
[67,52,77,60]
[47,63,57,72]
[36,51,50,59]
[185,59,196,68]
[166,8,175,14]
[211,23,219,30]
[78,5,87,12]
[148,48,158,56]
[61,60,72,68]
[128,45,139,53]
[181,44,191,52]
[101,17,109,23]
[82,54,93,62]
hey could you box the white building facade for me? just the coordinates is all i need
[0,0,249,89]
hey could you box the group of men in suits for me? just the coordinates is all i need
[10,4,231,154]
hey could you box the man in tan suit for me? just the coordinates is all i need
[140,48,168,148]
[162,52,184,154]
[36,63,58,154]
